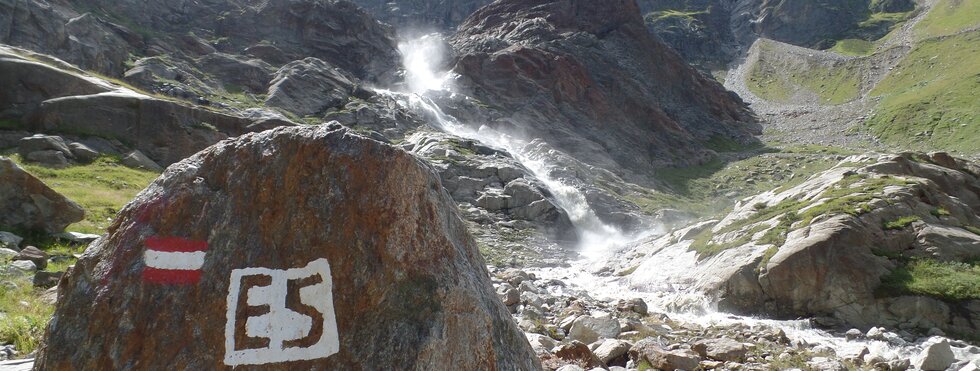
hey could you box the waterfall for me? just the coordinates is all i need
[386,34,631,259]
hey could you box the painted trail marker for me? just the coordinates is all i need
[142,237,208,285]
[224,258,339,366]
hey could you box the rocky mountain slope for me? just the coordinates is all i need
[450,0,760,181]
[1,0,979,369]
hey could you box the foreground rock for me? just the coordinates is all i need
[36,125,540,370]
[0,157,84,232]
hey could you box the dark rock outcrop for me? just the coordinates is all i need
[450,0,759,181]
[0,157,84,233]
[265,58,362,117]
[36,125,540,370]
[0,45,299,167]
[349,0,492,30]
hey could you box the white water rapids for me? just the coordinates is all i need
[379,35,944,364]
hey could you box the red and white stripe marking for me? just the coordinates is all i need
[142,237,208,285]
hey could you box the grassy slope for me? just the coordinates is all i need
[0,155,158,353]
[747,45,862,105]
[864,0,980,154]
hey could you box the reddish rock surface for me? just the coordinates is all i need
[450,0,760,179]
[36,124,540,370]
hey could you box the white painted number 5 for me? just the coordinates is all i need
[224,258,340,365]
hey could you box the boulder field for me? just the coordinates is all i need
[35,125,540,370]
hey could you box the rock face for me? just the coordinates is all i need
[449,0,759,180]
[0,0,399,81]
[36,125,540,370]
[0,157,84,233]
[349,0,492,30]
[621,153,980,336]
[0,45,299,166]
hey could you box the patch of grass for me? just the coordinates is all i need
[644,9,707,23]
[865,30,980,154]
[931,207,951,217]
[748,45,863,104]
[831,38,875,56]
[0,279,54,354]
[883,215,920,230]
[916,0,980,38]
[0,119,23,130]
[690,174,914,256]
[877,259,980,302]
[8,155,158,234]
[964,226,980,236]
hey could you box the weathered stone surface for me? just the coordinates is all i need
[0,231,22,250]
[36,125,540,370]
[629,338,701,371]
[692,338,747,362]
[0,157,84,233]
[450,0,759,178]
[554,341,604,369]
[17,134,73,159]
[33,271,63,288]
[913,337,956,371]
[13,246,48,270]
[121,150,164,172]
[25,150,69,168]
[68,142,100,162]
[265,58,360,117]
[593,339,631,365]
[568,314,622,344]
[526,333,557,354]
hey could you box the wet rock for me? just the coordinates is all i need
[569,314,622,344]
[617,298,649,316]
[555,365,585,371]
[692,338,748,362]
[630,338,701,371]
[121,150,164,172]
[913,338,956,371]
[500,268,532,286]
[0,157,85,232]
[13,246,48,270]
[35,125,540,370]
[497,283,520,306]
[845,328,862,340]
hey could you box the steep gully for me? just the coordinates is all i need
[377,35,924,360]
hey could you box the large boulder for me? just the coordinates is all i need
[36,125,540,370]
[0,157,84,233]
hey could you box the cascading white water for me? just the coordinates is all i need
[381,35,939,361]
[390,35,631,260]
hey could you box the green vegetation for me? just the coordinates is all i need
[628,147,842,219]
[0,119,23,130]
[883,215,920,230]
[931,207,951,217]
[689,174,914,257]
[865,30,980,153]
[747,44,862,105]
[8,155,159,234]
[831,38,875,56]
[916,0,980,38]
[878,259,980,302]
[644,9,707,23]
[0,281,53,354]
[965,226,980,236]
